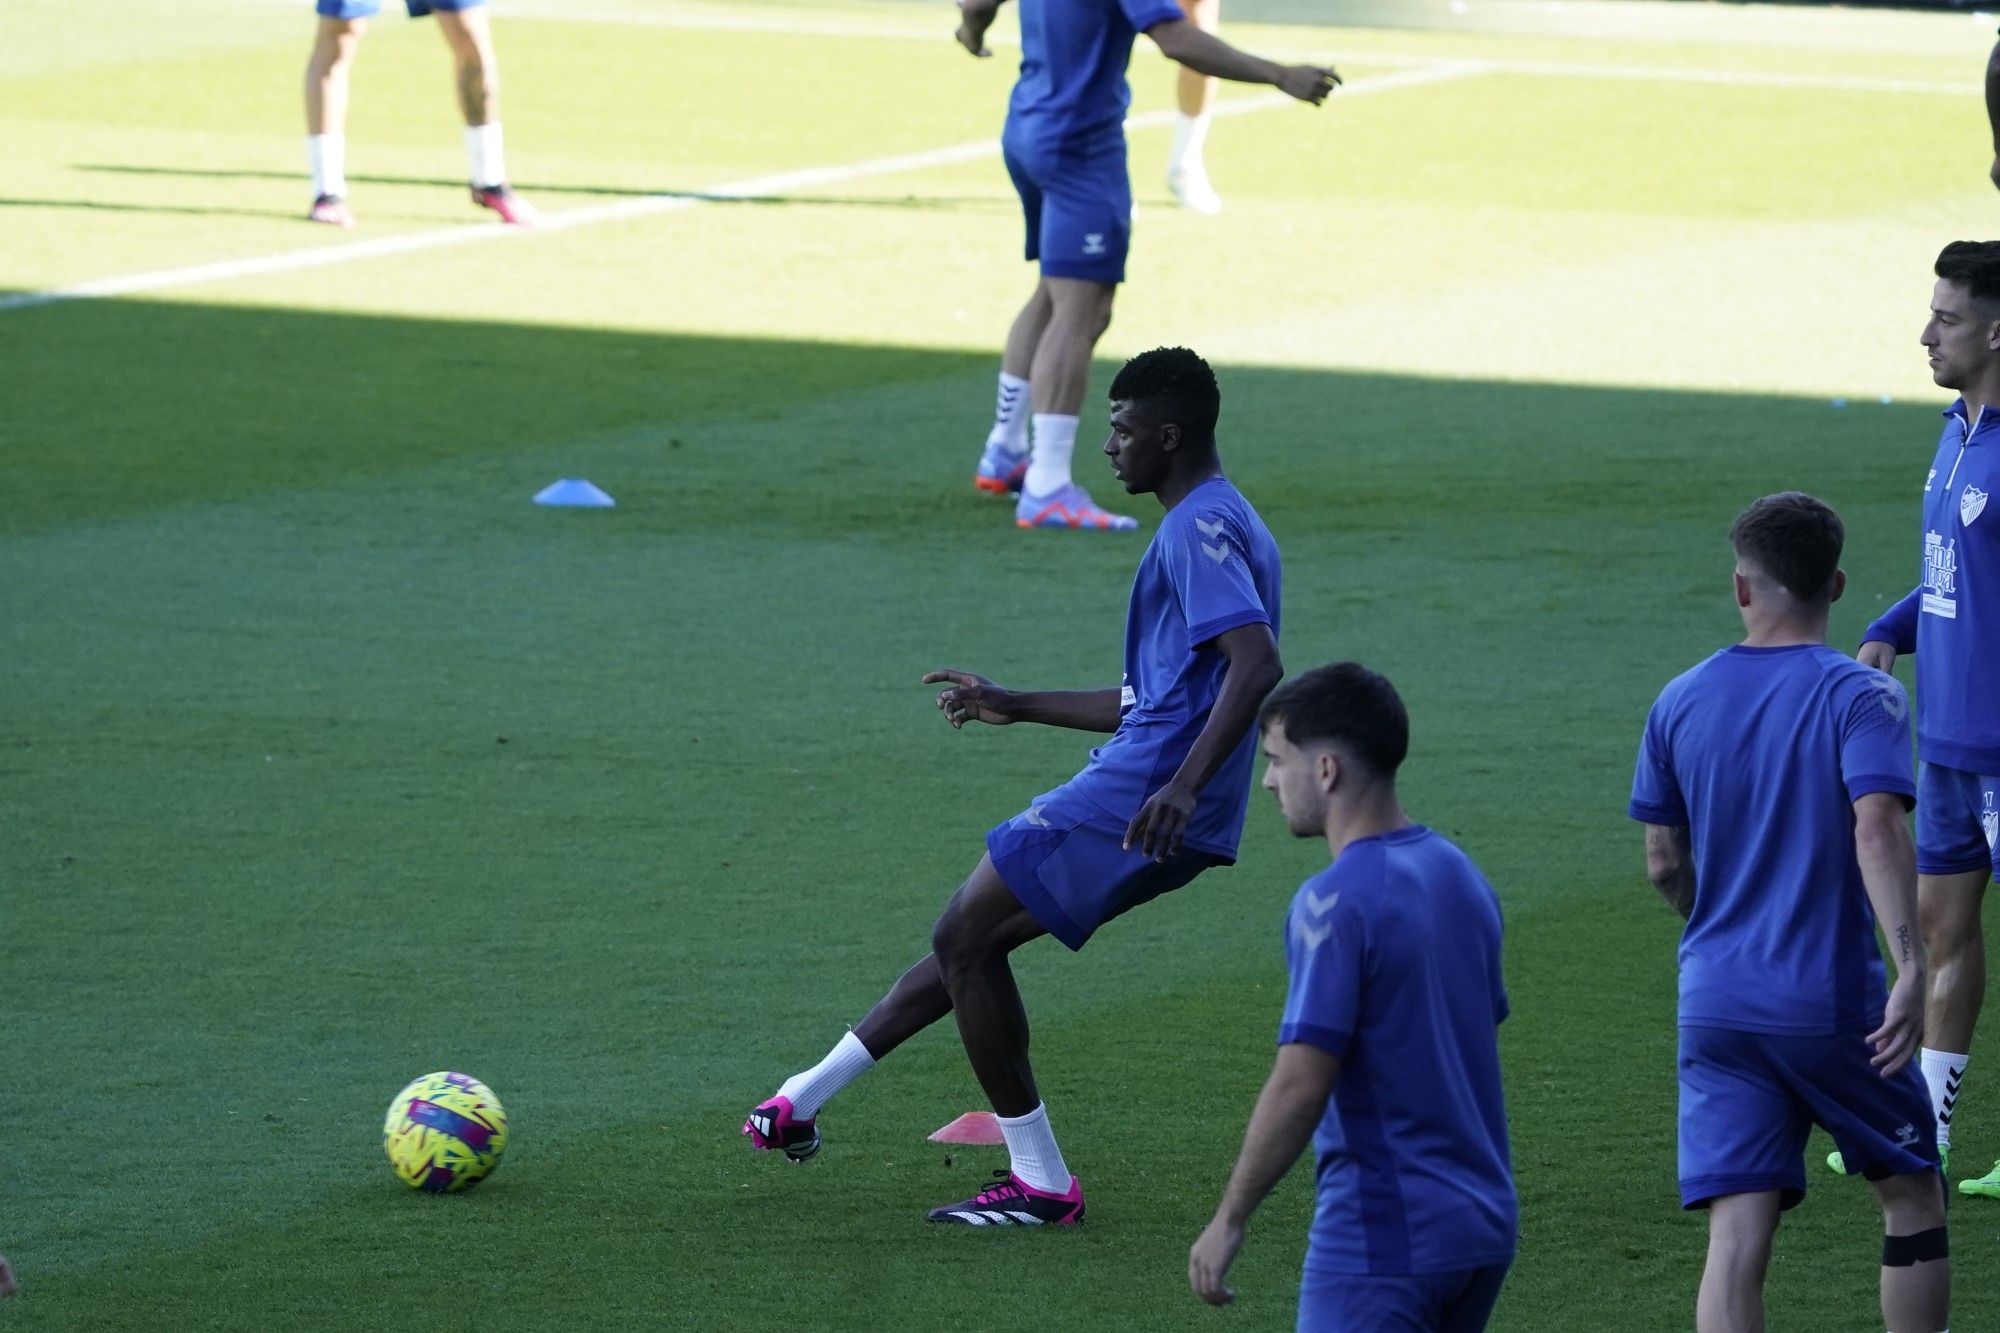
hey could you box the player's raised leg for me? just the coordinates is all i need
[1697,1192,1780,1333]
[1167,0,1222,214]
[433,2,539,224]
[303,9,369,225]
[1873,1169,1951,1332]
[1921,868,1984,1180]
[1016,276,1135,531]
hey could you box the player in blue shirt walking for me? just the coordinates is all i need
[743,347,1284,1224]
[1632,493,1948,1333]
[955,0,1336,530]
[1188,662,1516,1331]
[1842,242,2000,1200]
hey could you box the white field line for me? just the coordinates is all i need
[0,61,1482,315]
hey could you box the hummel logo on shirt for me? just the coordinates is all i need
[1024,805,1051,828]
[1082,233,1106,256]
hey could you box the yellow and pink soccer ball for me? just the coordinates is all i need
[382,1071,509,1193]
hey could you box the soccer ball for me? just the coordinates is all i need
[382,1071,509,1192]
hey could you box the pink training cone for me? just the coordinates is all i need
[929,1111,1005,1145]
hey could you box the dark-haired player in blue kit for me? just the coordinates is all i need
[955,0,1336,531]
[1631,493,1949,1333]
[1189,662,1516,1332]
[303,0,537,227]
[743,347,1284,1225]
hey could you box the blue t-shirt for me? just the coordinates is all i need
[1629,644,1917,1035]
[1862,400,2000,773]
[1280,826,1516,1277]
[1063,477,1279,857]
[1005,0,1184,158]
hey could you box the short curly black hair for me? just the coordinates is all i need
[1107,346,1220,444]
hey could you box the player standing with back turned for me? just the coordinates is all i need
[955,0,1336,530]
[1632,493,1947,1333]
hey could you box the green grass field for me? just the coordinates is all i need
[6,0,2000,1326]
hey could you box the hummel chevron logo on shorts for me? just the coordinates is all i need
[927,1169,1085,1226]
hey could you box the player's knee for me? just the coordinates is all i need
[1919,893,1977,957]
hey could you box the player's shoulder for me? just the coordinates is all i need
[1821,655,1910,724]
[1170,478,1272,543]
[1648,650,1728,717]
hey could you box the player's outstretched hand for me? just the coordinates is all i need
[925,669,1017,728]
[0,1254,18,1298]
[1127,779,1196,862]
[1278,64,1341,106]
[1869,972,1924,1076]
[1857,640,1898,674]
[1188,1215,1243,1306]
[956,0,1000,57]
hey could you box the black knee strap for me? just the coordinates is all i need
[1882,1226,1948,1267]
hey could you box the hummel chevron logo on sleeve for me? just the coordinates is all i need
[1195,517,1225,538]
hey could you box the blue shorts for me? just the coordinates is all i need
[316,0,482,19]
[985,786,1221,950]
[1915,762,2000,879]
[1678,1025,1937,1211]
[1001,136,1131,285]
[1298,1264,1509,1333]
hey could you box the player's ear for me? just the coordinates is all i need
[1828,568,1846,604]
[1160,421,1181,454]
[1316,748,1339,794]
[1732,570,1752,610]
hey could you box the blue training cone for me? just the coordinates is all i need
[534,478,615,508]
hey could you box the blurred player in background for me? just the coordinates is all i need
[1189,662,1516,1331]
[1166,0,1223,214]
[1633,493,1947,1333]
[744,348,1283,1226]
[956,0,1336,531]
[1839,242,2000,1201]
[303,0,538,228]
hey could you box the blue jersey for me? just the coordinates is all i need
[1006,0,1183,158]
[1064,477,1279,857]
[1629,645,1916,1035]
[1863,401,2000,773]
[1280,827,1516,1277]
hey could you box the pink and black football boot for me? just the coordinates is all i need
[927,1169,1085,1226]
[742,1095,820,1163]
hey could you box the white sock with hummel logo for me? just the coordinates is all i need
[998,1102,1071,1194]
[985,372,1030,454]
[776,1030,875,1121]
[1024,414,1077,498]
[1920,1048,1967,1149]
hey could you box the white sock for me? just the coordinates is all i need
[984,372,1030,454]
[465,122,506,189]
[775,1030,875,1120]
[1024,414,1078,497]
[1920,1048,1968,1148]
[1169,111,1211,175]
[997,1102,1071,1194]
[307,133,346,198]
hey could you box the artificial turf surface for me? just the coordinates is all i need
[5,0,2000,1326]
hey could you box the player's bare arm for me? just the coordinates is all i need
[1853,790,1926,1075]
[1127,622,1281,861]
[924,670,1123,732]
[1144,19,1339,105]
[1857,639,1898,673]
[1189,1042,1340,1307]
[956,0,1006,59]
[1643,823,1697,919]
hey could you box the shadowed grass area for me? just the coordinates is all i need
[2,291,1985,1328]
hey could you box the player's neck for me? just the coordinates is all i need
[1155,455,1226,511]
[1322,789,1411,861]
[1738,613,1828,649]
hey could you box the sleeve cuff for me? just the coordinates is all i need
[1629,800,1688,826]
[1846,776,1917,811]
[1186,609,1271,650]
[1278,1021,1351,1058]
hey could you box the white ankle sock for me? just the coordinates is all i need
[984,372,1030,454]
[1169,111,1210,175]
[307,133,347,198]
[997,1102,1071,1193]
[775,1031,875,1120]
[465,122,506,188]
[1920,1048,1967,1148]
[1024,414,1078,497]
